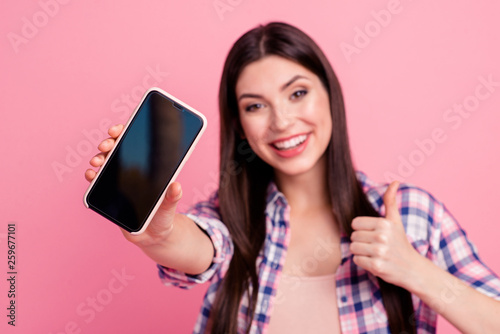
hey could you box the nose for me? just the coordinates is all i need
[270,105,293,131]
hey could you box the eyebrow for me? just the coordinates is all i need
[281,74,308,91]
[237,74,309,101]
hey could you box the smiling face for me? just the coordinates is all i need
[236,55,332,179]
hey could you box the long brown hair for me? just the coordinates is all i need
[212,22,416,334]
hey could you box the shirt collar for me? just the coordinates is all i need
[266,181,288,209]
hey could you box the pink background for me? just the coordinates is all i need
[1,1,499,333]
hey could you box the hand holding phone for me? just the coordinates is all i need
[85,123,215,275]
[87,127,186,250]
[84,88,207,235]
[85,124,125,182]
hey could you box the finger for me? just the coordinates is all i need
[352,229,391,246]
[108,124,124,139]
[148,182,183,232]
[89,153,106,168]
[165,181,182,203]
[351,239,391,259]
[350,241,374,257]
[351,230,376,243]
[352,254,370,270]
[383,181,401,222]
[97,138,116,153]
[352,255,383,276]
[85,169,96,182]
[352,216,378,231]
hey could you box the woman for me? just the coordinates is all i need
[86,22,500,333]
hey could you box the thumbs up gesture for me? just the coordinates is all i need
[350,181,420,289]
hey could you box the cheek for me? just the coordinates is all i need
[303,95,331,124]
[308,95,332,140]
[240,116,268,145]
[322,111,333,140]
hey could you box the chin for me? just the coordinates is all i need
[270,151,328,179]
[273,162,318,178]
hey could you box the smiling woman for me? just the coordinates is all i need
[207,21,420,334]
[85,22,500,334]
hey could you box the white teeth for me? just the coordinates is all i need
[273,134,307,150]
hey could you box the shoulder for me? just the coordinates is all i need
[356,170,447,232]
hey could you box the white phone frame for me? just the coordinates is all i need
[83,87,207,235]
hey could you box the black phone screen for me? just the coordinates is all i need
[86,90,204,233]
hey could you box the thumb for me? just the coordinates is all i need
[151,182,182,228]
[383,181,401,222]
[121,182,182,240]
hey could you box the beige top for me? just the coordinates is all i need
[267,273,341,334]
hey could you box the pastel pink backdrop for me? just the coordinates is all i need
[1,1,499,333]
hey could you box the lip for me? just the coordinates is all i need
[270,133,310,158]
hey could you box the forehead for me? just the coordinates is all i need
[235,55,318,95]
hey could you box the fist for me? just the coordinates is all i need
[350,181,420,289]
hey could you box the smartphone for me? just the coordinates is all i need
[83,87,207,234]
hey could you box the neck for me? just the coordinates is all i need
[274,155,330,213]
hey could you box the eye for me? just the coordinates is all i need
[245,103,265,112]
[291,89,307,100]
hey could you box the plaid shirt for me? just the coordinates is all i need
[158,171,500,333]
